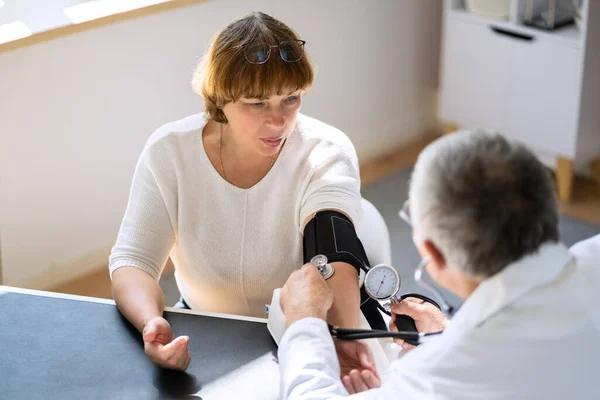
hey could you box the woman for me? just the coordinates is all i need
[109,12,382,373]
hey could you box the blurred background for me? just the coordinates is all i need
[0,0,598,308]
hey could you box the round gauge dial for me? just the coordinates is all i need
[364,264,400,300]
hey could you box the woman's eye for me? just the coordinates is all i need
[285,96,299,104]
[249,102,265,108]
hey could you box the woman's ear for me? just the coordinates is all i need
[422,240,447,280]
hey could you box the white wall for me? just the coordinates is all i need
[0,0,442,287]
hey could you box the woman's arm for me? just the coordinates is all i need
[112,266,191,371]
[302,213,360,329]
[326,262,360,328]
[302,212,377,380]
[296,126,376,375]
[109,140,176,328]
[111,267,165,332]
[108,140,189,370]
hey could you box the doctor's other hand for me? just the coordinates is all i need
[390,297,449,351]
[142,316,191,371]
[280,263,334,328]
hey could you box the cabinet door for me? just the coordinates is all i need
[439,17,511,131]
[506,39,581,158]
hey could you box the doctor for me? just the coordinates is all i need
[278,130,600,399]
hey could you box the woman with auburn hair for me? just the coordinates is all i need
[109,12,387,382]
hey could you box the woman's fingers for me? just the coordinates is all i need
[145,335,191,370]
[350,369,369,393]
[343,369,380,394]
[143,317,176,345]
[361,369,381,389]
[174,349,192,371]
[357,342,376,374]
[342,375,355,394]
[163,336,189,357]
[163,336,190,363]
[143,330,157,343]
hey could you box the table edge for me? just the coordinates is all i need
[0,285,268,324]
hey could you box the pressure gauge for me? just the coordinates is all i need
[364,264,401,302]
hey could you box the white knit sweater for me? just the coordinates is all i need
[109,113,362,318]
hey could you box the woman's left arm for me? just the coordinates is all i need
[297,126,378,379]
[301,213,377,380]
[301,213,360,329]
[298,128,364,329]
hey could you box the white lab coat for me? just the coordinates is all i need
[278,237,600,399]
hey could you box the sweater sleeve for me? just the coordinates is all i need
[108,142,176,280]
[298,133,362,231]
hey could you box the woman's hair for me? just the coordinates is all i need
[192,12,315,123]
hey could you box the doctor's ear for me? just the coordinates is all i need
[422,240,447,278]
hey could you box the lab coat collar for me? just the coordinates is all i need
[448,241,573,332]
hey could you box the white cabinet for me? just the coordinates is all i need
[506,33,580,158]
[439,0,600,201]
[441,19,511,132]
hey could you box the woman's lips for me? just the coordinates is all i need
[260,137,283,147]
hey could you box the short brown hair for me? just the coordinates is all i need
[192,12,315,123]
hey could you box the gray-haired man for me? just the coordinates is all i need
[278,131,600,399]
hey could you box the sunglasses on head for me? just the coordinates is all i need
[230,40,306,64]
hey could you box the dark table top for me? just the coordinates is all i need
[0,286,280,400]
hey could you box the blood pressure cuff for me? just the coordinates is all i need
[303,210,370,274]
[303,210,387,330]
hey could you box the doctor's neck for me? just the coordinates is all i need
[443,267,481,300]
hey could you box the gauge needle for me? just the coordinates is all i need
[376,279,385,295]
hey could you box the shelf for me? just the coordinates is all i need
[448,9,582,48]
[450,2,512,22]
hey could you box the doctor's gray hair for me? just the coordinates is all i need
[409,130,559,280]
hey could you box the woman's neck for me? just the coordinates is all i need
[204,120,279,189]
[220,123,268,169]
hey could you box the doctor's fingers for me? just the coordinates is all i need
[388,319,417,350]
[390,300,434,321]
[396,338,416,351]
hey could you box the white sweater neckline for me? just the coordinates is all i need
[197,115,295,192]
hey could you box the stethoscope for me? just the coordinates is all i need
[311,255,455,346]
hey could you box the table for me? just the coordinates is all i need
[0,285,280,399]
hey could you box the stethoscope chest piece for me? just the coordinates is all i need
[310,255,335,280]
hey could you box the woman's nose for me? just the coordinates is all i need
[266,108,285,130]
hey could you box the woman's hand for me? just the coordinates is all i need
[142,316,191,371]
[335,339,381,394]
[342,368,381,395]
[390,297,449,351]
[335,339,377,376]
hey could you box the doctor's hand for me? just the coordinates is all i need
[335,340,381,393]
[142,316,191,371]
[280,263,334,328]
[390,297,449,351]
